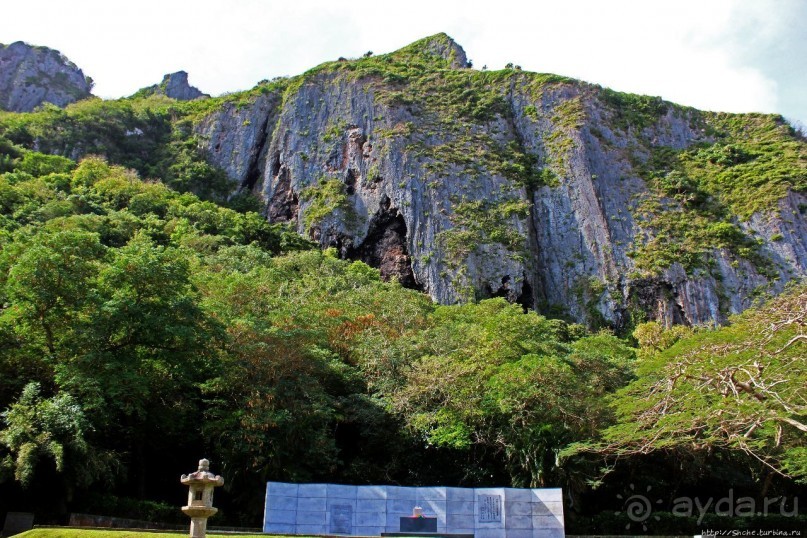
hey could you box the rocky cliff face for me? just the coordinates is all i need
[0,41,92,112]
[183,34,805,327]
[136,71,208,101]
[195,90,281,189]
[1,34,801,328]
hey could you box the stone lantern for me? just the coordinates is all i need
[181,458,224,538]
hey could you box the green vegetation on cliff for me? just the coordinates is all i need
[0,84,296,202]
[0,146,803,532]
[690,113,806,219]
[0,34,805,534]
[625,112,805,277]
[299,178,354,230]
[0,148,639,524]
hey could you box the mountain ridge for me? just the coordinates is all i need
[1,33,804,328]
[132,70,209,101]
[0,41,93,112]
[194,33,805,327]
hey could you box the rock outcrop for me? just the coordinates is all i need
[3,33,800,328]
[195,90,280,189]
[0,41,93,112]
[181,33,805,327]
[136,71,208,101]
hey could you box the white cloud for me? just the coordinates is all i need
[0,0,802,122]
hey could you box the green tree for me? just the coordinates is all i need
[390,299,634,487]
[58,233,218,497]
[0,382,117,498]
[16,152,75,177]
[3,230,106,356]
[0,225,219,500]
[576,284,807,483]
[55,233,213,418]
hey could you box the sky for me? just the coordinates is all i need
[2,0,805,126]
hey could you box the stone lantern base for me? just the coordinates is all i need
[182,506,218,538]
[189,517,209,538]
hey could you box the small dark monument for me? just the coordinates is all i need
[381,505,474,538]
[400,516,438,533]
[1,512,34,537]
[330,504,353,534]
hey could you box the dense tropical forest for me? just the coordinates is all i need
[0,33,806,534]
[0,131,803,533]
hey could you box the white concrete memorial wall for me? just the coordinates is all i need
[263,482,564,538]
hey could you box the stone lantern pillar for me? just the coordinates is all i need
[181,458,224,538]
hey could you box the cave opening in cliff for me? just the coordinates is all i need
[266,158,299,222]
[516,276,534,312]
[629,278,688,326]
[347,197,422,291]
[480,274,534,311]
[483,276,512,301]
[242,117,272,193]
[345,169,356,195]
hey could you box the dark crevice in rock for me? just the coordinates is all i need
[482,278,508,301]
[477,275,516,303]
[314,229,353,252]
[364,172,382,191]
[350,131,366,151]
[483,275,533,309]
[630,278,688,326]
[516,275,534,312]
[241,115,272,193]
[345,169,356,195]
[522,196,545,311]
[266,161,298,222]
[326,146,342,170]
[505,93,544,311]
[347,196,421,291]
[269,152,281,178]
[610,281,632,335]
[485,275,513,300]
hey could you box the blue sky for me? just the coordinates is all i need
[2,0,805,127]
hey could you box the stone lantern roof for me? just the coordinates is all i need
[181,458,224,486]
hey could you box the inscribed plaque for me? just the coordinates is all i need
[330,504,353,534]
[478,494,502,522]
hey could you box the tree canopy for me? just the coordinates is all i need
[571,284,807,482]
[0,141,804,533]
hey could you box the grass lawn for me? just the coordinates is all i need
[16,529,279,538]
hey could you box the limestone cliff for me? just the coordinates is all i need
[135,71,209,101]
[189,34,806,327]
[0,41,92,112]
[3,34,800,328]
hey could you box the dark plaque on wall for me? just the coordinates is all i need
[478,494,502,523]
[330,504,353,534]
[2,512,34,536]
[400,516,438,532]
